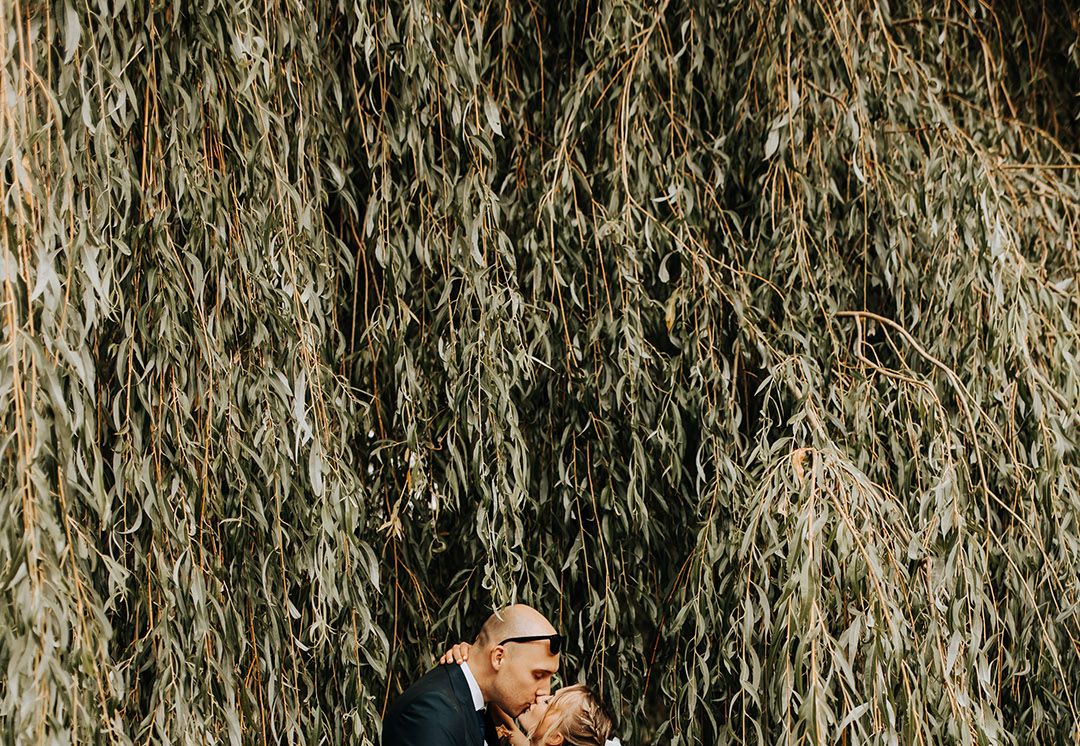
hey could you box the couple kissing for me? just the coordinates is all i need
[381,604,621,746]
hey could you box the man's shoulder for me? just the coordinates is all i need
[391,665,461,710]
[382,665,472,746]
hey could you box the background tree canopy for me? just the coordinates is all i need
[2,0,1079,743]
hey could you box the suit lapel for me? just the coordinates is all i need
[481,709,500,746]
[446,664,485,746]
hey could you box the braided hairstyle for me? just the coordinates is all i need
[532,684,614,746]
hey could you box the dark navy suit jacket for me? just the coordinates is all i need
[381,664,489,746]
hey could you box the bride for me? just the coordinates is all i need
[440,644,619,746]
[510,683,613,746]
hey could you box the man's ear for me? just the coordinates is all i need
[490,645,505,672]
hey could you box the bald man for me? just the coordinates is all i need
[381,605,561,746]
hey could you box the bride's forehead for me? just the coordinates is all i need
[548,689,576,712]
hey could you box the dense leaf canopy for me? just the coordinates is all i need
[2,0,1079,743]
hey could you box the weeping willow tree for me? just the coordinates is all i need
[2,0,1079,743]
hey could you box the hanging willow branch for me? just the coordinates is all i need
[2,1,1078,744]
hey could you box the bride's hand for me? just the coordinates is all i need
[437,641,471,664]
[492,706,529,746]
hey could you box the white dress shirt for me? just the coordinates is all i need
[459,661,491,745]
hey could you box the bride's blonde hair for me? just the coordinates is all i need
[534,684,613,746]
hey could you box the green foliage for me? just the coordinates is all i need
[2,1,1078,744]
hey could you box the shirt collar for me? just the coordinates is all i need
[459,661,485,711]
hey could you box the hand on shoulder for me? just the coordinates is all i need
[438,641,471,665]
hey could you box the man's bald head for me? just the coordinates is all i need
[468,604,560,716]
[475,604,556,649]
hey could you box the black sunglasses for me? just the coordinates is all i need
[497,634,563,655]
